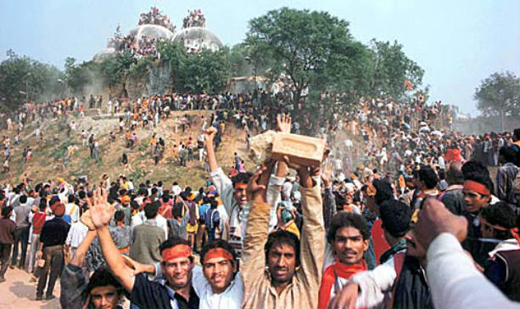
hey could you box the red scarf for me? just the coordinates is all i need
[318,259,367,309]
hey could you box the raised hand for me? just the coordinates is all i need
[276,113,292,133]
[89,188,116,229]
[247,160,275,202]
[204,126,217,143]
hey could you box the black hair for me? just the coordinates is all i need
[151,188,158,195]
[264,230,300,267]
[200,239,237,265]
[327,211,370,244]
[372,179,394,206]
[462,160,489,178]
[514,128,520,141]
[19,195,27,204]
[499,146,517,163]
[78,190,86,199]
[2,206,13,218]
[418,166,438,189]
[481,201,518,229]
[130,200,140,211]
[68,194,75,203]
[114,210,125,222]
[464,171,494,195]
[231,172,252,188]
[86,266,123,295]
[379,200,412,238]
[144,201,160,219]
[481,201,518,240]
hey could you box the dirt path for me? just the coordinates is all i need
[0,268,60,309]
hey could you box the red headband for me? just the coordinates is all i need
[162,245,192,262]
[203,248,234,264]
[234,183,247,190]
[463,180,490,196]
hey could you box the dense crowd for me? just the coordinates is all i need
[138,6,176,32]
[1,86,520,309]
[182,9,206,29]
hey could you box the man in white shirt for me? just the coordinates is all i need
[193,239,243,309]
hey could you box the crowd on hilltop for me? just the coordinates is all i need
[182,9,206,29]
[1,87,520,308]
[109,33,164,61]
[138,6,176,32]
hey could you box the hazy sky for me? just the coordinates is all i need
[1,0,519,115]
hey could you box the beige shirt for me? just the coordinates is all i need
[241,185,325,309]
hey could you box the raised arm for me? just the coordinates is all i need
[90,189,136,293]
[204,127,219,172]
[241,162,275,288]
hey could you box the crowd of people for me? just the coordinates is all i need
[182,9,206,29]
[1,84,520,309]
[138,6,176,33]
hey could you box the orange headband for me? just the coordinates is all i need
[234,183,247,190]
[463,180,490,196]
[161,245,192,262]
[203,248,234,264]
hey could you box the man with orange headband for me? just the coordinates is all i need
[480,202,520,301]
[461,170,495,266]
[192,239,243,309]
[90,188,199,309]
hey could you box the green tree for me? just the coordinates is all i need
[474,71,520,123]
[246,8,369,107]
[0,50,64,112]
[159,41,231,94]
[368,40,424,99]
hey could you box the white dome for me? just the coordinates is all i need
[173,27,223,52]
[127,24,174,43]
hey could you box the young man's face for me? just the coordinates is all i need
[233,183,248,206]
[202,256,236,294]
[463,189,490,213]
[267,242,296,285]
[333,226,368,265]
[90,285,119,309]
[162,256,194,290]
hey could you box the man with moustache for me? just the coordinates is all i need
[328,205,433,309]
[318,212,369,309]
[90,189,199,309]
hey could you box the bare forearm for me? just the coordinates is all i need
[97,226,134,291]
[206,141,219,172]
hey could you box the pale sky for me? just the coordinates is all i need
[1,0,519,115]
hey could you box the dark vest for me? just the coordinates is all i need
[495,249,520,301]
[393,256,433,309]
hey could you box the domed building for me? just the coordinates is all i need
[127,24,174,43]
[173,27,222,53]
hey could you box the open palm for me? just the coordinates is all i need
[89,188,115,228]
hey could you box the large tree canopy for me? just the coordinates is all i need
[246,8,362,102]
[0,50,64,112]
[368,40,424,99]
[245,8,424,106]
[474,71,520,117]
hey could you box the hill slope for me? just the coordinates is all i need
[0,110,251,189]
